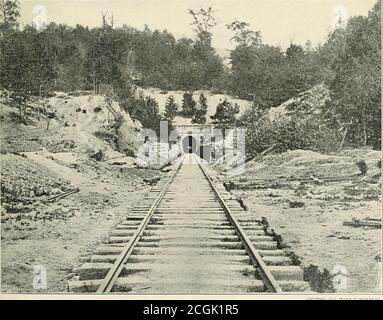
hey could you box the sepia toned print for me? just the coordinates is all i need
[0,0,381,298]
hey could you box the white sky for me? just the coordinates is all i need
[19,0,377,50]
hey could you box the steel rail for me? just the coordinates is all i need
[193,154,283,293]
[96,155,185,293]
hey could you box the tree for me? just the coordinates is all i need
[0,0,20,34]
[0,25,57,123]
[226,20,262,47]
[280,43,319,98]
[128,94,162,135]
[188,7,217,47]
[181,92,196,117]
[210,99,239,129]
[321,0,381,148]
[286,43,305,62]
[192,93,208,124]
[187,7,224,90]
[226,17,327,107]
[229,44,286,102]
[0,9,225,96]
[164,95,178,121]
[84,16,128,93]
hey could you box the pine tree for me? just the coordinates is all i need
[164,95,178,121]
[181,92,196,117]
[210,99,239,129]
[143,97,162,136]
[129,95,162,135]
[192,93,208,124]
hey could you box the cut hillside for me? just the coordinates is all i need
[239,84,344,155]
[268,84,330,121]
[1,91,142,158]
[0,91,166,293]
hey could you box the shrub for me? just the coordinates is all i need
[303,264,335,293]
[94,131,118,145]
[89,150,104,161]
[356,160,368,175]
[120,94,162,135]
[94,106,102,113]
[242,111,341,157]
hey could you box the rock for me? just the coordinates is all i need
[117,120,140,156]
[288,200,305,208]
[135,157,148,168]
[143,177,160,185]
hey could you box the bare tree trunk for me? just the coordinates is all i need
[339,126,349,151]
[38,84,43,120]
[363,122,367,146]
[19,105,26,124]
[91,63,96,94]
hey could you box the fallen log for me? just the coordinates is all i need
[46,188,80,203]
[343,219,381,229]
[223,174,360,188]
[245,145,276,164]
[365,217,382,222]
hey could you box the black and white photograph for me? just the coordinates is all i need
[0,0,381,299]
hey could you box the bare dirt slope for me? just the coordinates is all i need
[1,150,162,293]
[0,93,163,293]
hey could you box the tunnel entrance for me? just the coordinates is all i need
[182,135,198,154]
[182,135,211,161]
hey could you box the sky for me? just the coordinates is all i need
[19,0,377,50]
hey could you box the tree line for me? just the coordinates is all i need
[0,0,381,150]
[237,1,381,153]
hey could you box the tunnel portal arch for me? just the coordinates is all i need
[174,124,215,161]
[182,135,198,154]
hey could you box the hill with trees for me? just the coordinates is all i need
[0,0,381,152]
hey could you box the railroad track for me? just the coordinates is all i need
[68,154,310,293]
